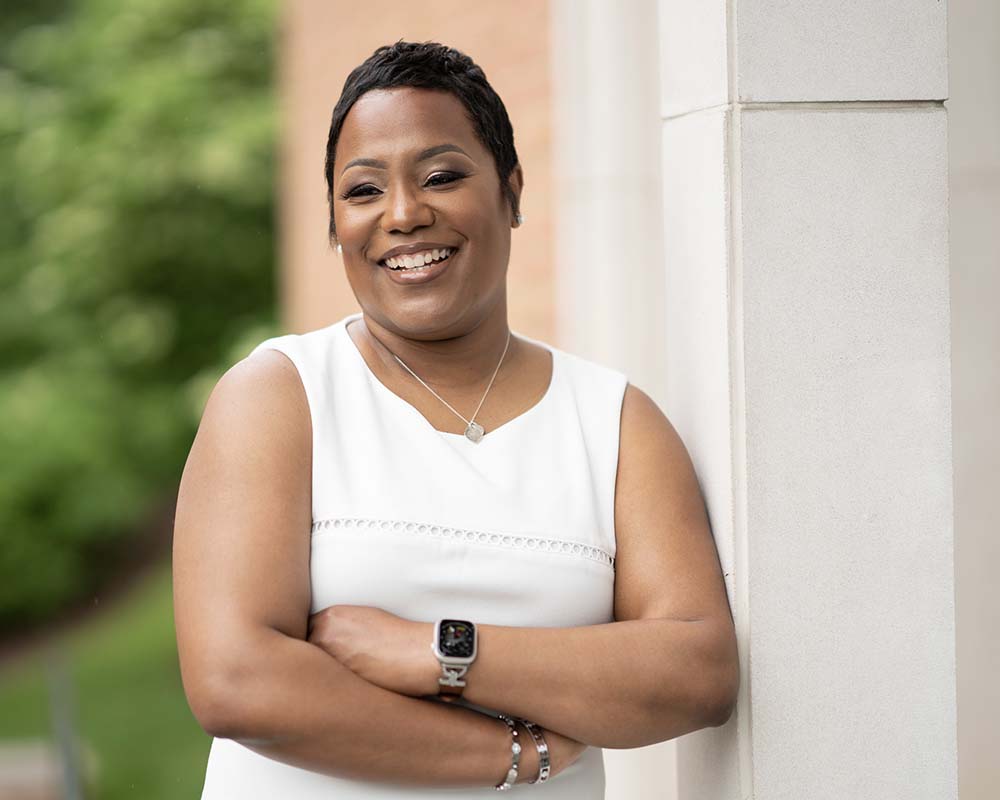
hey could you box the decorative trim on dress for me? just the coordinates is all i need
[311,516,615,569]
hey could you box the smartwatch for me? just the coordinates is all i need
[431,619,478,701]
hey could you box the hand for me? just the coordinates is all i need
[307,605,439,698]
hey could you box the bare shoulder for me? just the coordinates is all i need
[206,348,311,435]
[613,382,729,625]
[617,382,695,490]
[178,346,313,562]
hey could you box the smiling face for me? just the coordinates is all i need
[331,87,523,336]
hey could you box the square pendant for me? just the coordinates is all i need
[464,421,485,443]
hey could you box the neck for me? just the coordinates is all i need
[354,310,517,393]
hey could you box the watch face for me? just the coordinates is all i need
[438,619,475,658]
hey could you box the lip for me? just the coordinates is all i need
[376,241,458,264]
[380,248,456,286]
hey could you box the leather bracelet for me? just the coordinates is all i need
[494,714,521,791]
[516,717,551,784]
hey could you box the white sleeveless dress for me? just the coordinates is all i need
[199,311,628,799]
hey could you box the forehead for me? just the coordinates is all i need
[335,87,483,164]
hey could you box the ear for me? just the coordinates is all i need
[507,163,524,225]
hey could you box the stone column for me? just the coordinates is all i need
[948,1,1000,797]
[657,2,954,798]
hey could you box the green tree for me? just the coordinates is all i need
[0,0,279,638]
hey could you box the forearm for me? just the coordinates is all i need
[208,627,535,788]
[458,617,736,749]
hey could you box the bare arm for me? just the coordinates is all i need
[210,624,543,787]
[448,617,731,750]
[172,351,572,787]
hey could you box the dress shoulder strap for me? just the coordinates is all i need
[245,324,340,447]
[550,347,629,557]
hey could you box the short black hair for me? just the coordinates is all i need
[324,40,521,243]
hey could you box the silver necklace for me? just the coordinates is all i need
[379,329,512,443]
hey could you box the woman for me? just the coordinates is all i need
[173,41,738,797]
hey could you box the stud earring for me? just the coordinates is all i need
[515,213,524,225]
[336,242,343,254]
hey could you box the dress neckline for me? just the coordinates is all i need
[338,312,559,441]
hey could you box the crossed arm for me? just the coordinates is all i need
[172,352,738,785]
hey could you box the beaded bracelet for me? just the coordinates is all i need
[494,713,521,791]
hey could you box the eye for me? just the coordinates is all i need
[340,184,380,200]
[425,171,464,187]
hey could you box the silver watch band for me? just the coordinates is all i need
[438,662,469,688]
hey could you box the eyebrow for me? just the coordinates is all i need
[340,144,471,176]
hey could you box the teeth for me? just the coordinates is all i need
[384,247,453,270]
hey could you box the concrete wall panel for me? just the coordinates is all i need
[737,0,948,102]
[741,106,955,799]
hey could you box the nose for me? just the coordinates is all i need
[380,179,434,234]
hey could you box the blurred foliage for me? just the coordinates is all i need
[0,563,210,798]
[0,0,280,637]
